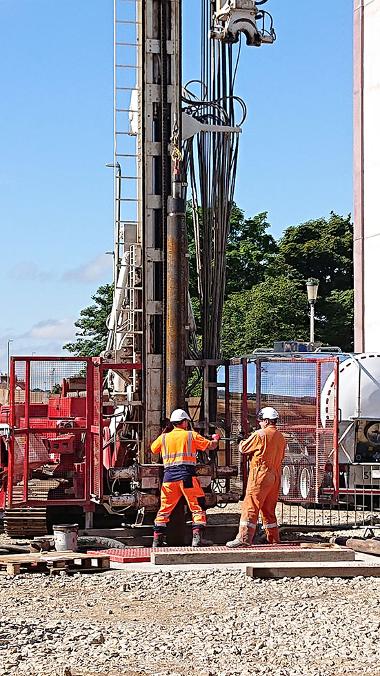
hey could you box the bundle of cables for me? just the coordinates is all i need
[183,1,247,369]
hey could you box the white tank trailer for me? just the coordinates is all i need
[322,353,380,499]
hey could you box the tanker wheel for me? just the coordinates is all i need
[298,465,314,502]
[281,465,296,499]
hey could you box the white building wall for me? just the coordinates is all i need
[354,0,380,351]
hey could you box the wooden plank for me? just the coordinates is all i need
[6,563,21,576]
[150,547,355,566]
[81,558,94,570]
[0,551,110,576]
[246,561,380,579]
[98,557,110,570]
[0,554,47,564]
[0,552,110,564]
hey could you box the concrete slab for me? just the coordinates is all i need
[246,559,380,579]
[108,551,380,575]
[150,546,355,566]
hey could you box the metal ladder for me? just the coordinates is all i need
[103,0,144,458]
[111,0,143,369]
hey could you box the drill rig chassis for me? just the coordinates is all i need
[1,355,238,538]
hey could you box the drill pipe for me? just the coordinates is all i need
[166,189,186,415]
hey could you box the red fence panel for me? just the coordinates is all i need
[224,356,339,504]
[7,356,92,509]
[7,357,144,509]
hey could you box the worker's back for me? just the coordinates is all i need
[151,428,210,467]
[246,425,286,472]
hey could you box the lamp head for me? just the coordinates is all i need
[306,278,319,304]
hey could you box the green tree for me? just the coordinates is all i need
[317,288,354,351]
[226,209,277,294]
[273,212,353,351]
[275,212,353,295]
[220,212,354,356]
[221,276,309,358]
[187,203,277,297]
[63,284,113,357]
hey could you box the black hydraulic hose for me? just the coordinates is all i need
[77,536,125,551]
[0,544,30,554]
[184,0,244,394]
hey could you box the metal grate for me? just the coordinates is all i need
[89,543,303,563]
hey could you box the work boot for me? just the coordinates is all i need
[152,532,166,549]
[191,528,213,548]
[225,537,247,548]
[226,525,253,548]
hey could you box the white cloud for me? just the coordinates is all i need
[9,261,53,282]
[22,318,76,341]
[62,253,112,284]
[0,319,76,372]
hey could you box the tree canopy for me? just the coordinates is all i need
[63,284,112,356]
[221,276,309,358]
[64,208,353,358]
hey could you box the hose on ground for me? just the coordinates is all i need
[76,536,125,551]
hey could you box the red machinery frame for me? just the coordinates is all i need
[225,356,340,503]
[7,356,142,510]
[90,358,142,502]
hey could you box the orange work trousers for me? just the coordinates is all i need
[154,476,206,529]
[239,464,280,544]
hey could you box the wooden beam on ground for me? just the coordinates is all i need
[246,560,380,579]
[332,537,380,557]
[150,546,355,566]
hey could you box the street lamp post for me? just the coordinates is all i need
[306,278,319,344]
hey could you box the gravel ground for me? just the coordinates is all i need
[1,503,380,676]
[1,560,380,675]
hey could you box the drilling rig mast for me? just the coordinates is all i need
[105,0,276,455]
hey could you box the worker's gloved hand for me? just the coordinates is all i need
[212,433,220,442]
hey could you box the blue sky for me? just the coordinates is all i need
[0,0,352,371]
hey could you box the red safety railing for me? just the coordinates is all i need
[219,356,340,504]
[7,356,93,509]
[6,356,142,510]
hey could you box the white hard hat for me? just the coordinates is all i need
[258,407,279,421]
[170,408,191,423]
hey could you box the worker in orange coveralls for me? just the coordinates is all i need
[227,407,286,548]
[151,408,219,548]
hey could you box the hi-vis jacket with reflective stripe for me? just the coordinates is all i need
[151,428,211,467]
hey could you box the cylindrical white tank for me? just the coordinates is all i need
[321,353,380,425]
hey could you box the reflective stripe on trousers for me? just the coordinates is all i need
[154,476,206,529]
[238,464,281,544]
